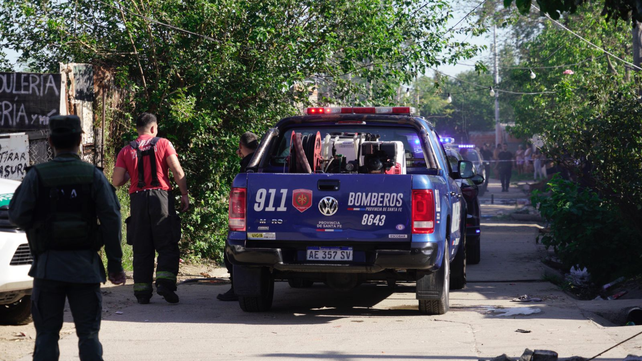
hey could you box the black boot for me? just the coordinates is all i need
[135,293,152,304]
[217,287,238,301]
[157,283,179,304]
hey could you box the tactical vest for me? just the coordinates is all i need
[130,137,161,189]
[27,159,101,255]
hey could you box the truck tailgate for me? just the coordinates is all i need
[246,173,412,242]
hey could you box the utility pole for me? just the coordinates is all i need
[494,25,501,147]
[633,21,642,95]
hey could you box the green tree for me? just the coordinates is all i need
[503,2,642,279]
[0,0,480,261]
[504,0,642,22]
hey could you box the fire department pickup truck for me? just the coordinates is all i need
[227,106,473,315]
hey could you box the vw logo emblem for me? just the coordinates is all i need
[318,196,338,216]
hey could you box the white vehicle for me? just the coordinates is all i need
[0,178,33,325]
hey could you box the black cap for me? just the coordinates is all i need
[49,115,83,134]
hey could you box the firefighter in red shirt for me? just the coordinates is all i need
[112,112,189,304]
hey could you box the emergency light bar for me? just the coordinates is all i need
[458,144,475,149]
[306,107,416,115]
[439,136,455,144]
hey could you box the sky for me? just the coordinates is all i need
[432,2,500,79]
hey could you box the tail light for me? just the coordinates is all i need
[412,189,435,234]
[228,188,247,231]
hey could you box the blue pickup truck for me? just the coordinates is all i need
[227,107,474,315]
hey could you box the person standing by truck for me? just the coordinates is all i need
[112,112,189,304]
[218,131,258,302]
[8,115,126,360]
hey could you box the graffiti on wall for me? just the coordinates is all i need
[0,72,61,130]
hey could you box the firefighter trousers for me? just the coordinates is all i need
[128,189,181,296]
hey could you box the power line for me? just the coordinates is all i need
[496,89,555,95]
[451,54,604,70]
[97,0,220,43]
[510,55,605,69]
[447,0,489,33]
[533,4,642,71]
[432,68,555,96]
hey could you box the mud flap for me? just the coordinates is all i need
[416,243,446,300]
[233,265,264,297]
[416,269,443,300]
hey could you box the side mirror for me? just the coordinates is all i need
[458,160,474,179]
[471,174,484,185]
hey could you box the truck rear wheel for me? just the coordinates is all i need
[417,243,450,315]
[238,268,274,312]
[467,235,480,265]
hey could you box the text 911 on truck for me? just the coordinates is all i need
[227,106,474,315]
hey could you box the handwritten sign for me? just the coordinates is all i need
[0,72,61,130]
[0,133,29,180]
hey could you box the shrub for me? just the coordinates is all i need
[532,174,642,285]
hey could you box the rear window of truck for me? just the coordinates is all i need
[266,126,432,174]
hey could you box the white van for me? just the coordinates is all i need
[0,178,33,325]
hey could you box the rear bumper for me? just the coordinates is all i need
[226,241,439,273]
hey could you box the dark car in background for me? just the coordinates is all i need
[457,145,488,196]
[444,146,483,264]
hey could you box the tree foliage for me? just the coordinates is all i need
[0,0,480,261]
[504,0,642,23]
[532,175,642,284]
[501,2,642,278]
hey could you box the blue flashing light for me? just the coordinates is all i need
[414,138,420,145]
[440,136,455,144]
[458,144,475,149]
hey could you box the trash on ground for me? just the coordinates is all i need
[115,311,123,315]
[484,306,542,317]
[515,329,531,333]
[602,276,625,290]
[567,265,591,287]
[607,291,628,300]
[512,294,542,302]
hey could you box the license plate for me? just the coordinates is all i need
[306,247,353,261]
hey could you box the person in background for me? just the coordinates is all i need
[112,112,189,304]
[480,143,493,185]
[533,148,545,181]
[515,145,525,175]
[523,143,533,174]
[497,143,514,192]
[218,131,258,301]
[492,143,502,179]
[9,115,126,361]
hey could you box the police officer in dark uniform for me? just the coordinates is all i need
[8,115,126,361]
[498,143,514,192]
